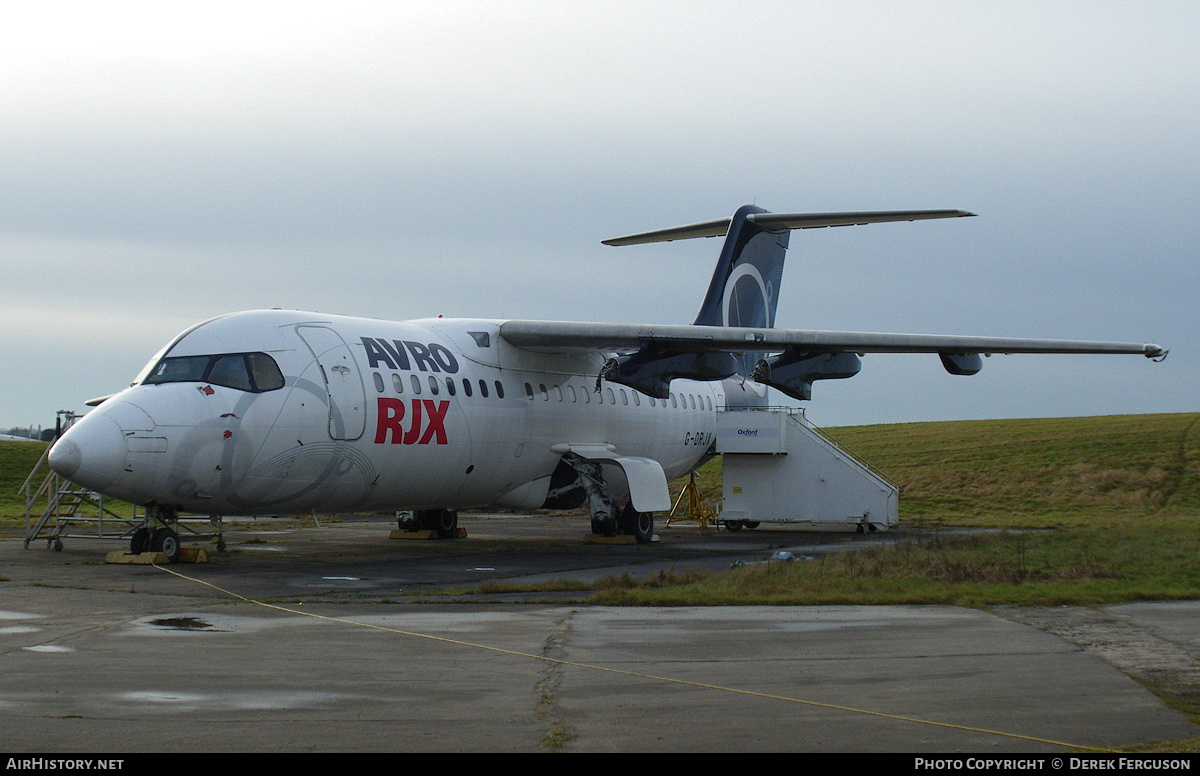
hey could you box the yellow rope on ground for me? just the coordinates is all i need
[153,561,1110,752]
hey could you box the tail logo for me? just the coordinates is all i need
[721,263,773,329]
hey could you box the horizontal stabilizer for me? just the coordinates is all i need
[602,209,975,246]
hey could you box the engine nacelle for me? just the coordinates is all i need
[753,350,861,401]
[604,348,740,399]
[939,352,983,376]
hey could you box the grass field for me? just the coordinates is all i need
[0,440,51,519]
[597,412,1200,607]
[1,440,134,526]
[670,412,1200,529]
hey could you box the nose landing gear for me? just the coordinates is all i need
[395,509,461,539]
[125,504,218,562]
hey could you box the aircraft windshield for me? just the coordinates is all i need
[142,352,285,393]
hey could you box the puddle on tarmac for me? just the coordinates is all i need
[147,616,225,632]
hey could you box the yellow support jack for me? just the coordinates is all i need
[666,472,718,530]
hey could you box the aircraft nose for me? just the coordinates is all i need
[48,414,127,491]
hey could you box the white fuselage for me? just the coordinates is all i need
[51,310,727,516]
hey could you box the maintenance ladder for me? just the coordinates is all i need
[20,411,143,550]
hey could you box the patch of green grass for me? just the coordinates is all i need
[477,579,593,594]
[670,413,1200,530]
[0,440,141,525]
[823,413,1200,527]
[638,412,1200,608]
[588,518,1200,607]
[0,440,51,518]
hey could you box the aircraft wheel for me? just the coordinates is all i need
[418,509,458,539]
[744,521,760,530]
[634,512,654,544]
[434,510,458,539]
[724,520,743,533]
[591,516,616,537]
[152,528,181,562]
[130,528,150,555]
[619,506,654,544]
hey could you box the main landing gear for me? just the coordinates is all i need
[562,452,655,544]
[396,509,460,539]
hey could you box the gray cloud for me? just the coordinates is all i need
[1,2,1194,428]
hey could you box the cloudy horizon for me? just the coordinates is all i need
[2,2,1195,429]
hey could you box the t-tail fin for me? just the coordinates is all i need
[605,205,974,334]
[692,205,786,331]
[600,206,975,384]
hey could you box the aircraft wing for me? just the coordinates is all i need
[500,320,1165,400]
[499,320,1165,358]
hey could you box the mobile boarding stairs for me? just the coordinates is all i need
[713,407,899,532]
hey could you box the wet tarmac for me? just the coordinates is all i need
[1,515,1197,753]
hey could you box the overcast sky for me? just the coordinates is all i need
[2,1,1196,429]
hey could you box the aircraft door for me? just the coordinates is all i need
[297,326,366,440]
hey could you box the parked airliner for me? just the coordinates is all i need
[47,206,1164,559]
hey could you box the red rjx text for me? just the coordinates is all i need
[374,398,450,445]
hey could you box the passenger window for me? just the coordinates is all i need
[606,388,615,404]
[553,386,562,402]
[525,383,534,400]
[462,378,472,397]
[567,385,577,402]
[428,376,439,395]
[479,379,488,398]
[619,389,628,405]
[540,384,549,401]
[372,373,385,393]
[392,374,404,394]
[494,381,504,399]
[411,375,422,394]
[445,376,455,396]
[632,392,640,406]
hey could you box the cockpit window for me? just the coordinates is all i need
[142,352,285,393]
[246,353,285,391]
[209,355,253,392]
[147,356,210,383]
